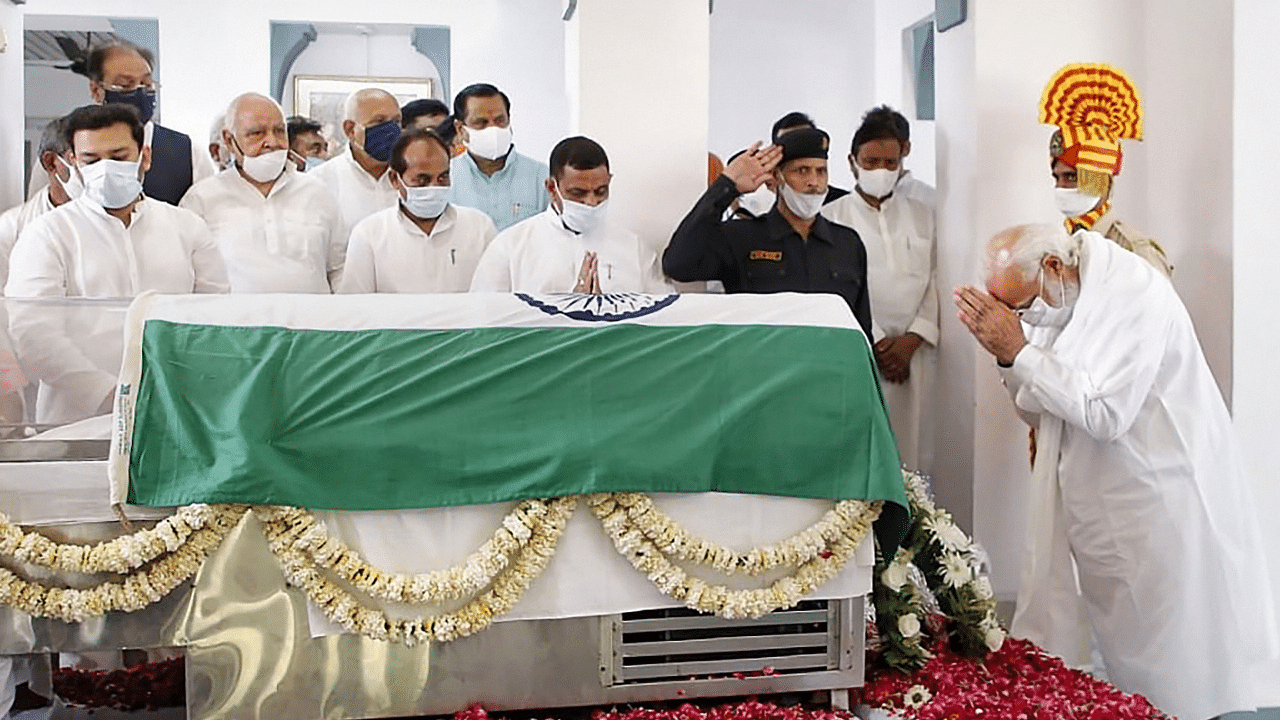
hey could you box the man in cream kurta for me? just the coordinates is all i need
[824,106,937,469]
[181,93,344,293]
[339,127,497,293]
[6,104,228,425]
[341,205,496,293]
[470,136,669,294]
[470,208,668,294]
[309,89,403,238]
[7,196,227,424]
[956,224,1277,720]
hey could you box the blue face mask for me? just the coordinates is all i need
[304,156,326,172]
[362,121,401,163]
[103,87,156,125]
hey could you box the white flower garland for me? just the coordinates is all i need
[0,506,244,622]
[255,496,576,645]
[609,492,872,575]
[588,493,881,619]
[252,499,552,604]
[0,504,238,574]
[0,491,886,641]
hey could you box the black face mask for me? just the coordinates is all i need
[104,87,157,125]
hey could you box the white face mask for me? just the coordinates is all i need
[238,148,289,184]
[779,181,824,220]
[1017,267,1074,327]
[464,125,514,161]
[79,158,144,209]
[54,155,84,201]
[401,184,450,219]
[736,185,775,217]
[856,167,899,199]
[554,183,609,235]
[1054,187,1101,217]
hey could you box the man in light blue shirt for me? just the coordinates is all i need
[449,83,548,231]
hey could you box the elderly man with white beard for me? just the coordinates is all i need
[954,223,1277,720]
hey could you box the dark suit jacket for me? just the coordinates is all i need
[144,124,195,206]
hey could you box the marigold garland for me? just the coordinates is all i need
[588,493,882,619]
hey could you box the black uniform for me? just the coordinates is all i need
[663,174,872,336]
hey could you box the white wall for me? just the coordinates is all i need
[708,0,874,192]
[1,3,26,210]
[1234,0,1280,705]
[871,0,935,187]
[284,26,443,110]
[568,0,708,254]
[2,0,571,175]
[929,0,978,536]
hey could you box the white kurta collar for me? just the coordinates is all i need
[396,203,458,240]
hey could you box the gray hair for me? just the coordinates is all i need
[38,116,71,156]
[222,92,284,136]
[985,223,1081,281]
[209,113,226,145]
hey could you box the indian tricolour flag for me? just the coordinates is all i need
[109,291,908,545]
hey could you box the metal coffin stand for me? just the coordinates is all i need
[183,515,864,720]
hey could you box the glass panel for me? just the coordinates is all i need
[0,298,130,460]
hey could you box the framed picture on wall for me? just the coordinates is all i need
[293,75,435,156]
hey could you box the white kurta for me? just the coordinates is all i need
[896,170,935,210]
[5,197,229,424]
[822,191,937,470]
[180,167,344,293]
[338,204,497,294]
[1001,230,1277,720]
[308,150,399,241]
[469,208,671,294]
[0,190,55,290]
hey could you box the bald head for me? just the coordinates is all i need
[224,93,284,135]
[341,89,403,168]
[343,88,401,125]
[222,92,288,160]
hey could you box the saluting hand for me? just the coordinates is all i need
[574,252,602,294]
[724,142,783,194]
[954,285,1027,366]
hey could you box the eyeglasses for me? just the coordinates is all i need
[101,82,159,94]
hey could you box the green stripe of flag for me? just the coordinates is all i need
[129,320,907,544]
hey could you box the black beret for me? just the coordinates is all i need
[777,127,830,163]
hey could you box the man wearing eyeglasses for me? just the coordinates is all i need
[84,41,214,205]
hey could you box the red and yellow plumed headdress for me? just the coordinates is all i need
[1039,63,1143,196]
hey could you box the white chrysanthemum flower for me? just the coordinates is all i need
[902,684,933,709]
[881,562,910,592]
[941,552,973,588]
[897,613,921,638]
[984,625,1006,652]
